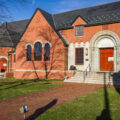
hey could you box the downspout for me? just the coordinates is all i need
[64,46,68,77]
[66,46,68,71]
[8,53,9,72]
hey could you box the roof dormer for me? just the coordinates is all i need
[72,16,86,26]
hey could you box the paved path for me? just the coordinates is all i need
[0,82,103,120]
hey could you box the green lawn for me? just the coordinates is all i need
[0,79,64,101]
[37,87,120,120]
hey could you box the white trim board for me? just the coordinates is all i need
[16,69,65,72]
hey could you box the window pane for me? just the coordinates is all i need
[34,42,42,61]
[75,26,83,36]
[75,26,79,36]
[44,43,50,61]
[27,45,32,61]
[76,48,84,64]
[80,26,83,36]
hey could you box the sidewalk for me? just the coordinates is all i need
[0,82,103,120]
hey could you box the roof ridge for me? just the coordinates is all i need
[6,29,14,47]
[39,8,52,16]
[52,15,57,29]
[38,8,56,29]
[53,1,120,15]
[7,19,29,24]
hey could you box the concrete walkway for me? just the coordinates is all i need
[0,82,103,120]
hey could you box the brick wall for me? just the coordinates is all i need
[14,9,67,79]
[0,47,12,72]
[61,21,120,44]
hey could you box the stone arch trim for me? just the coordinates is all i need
[89,30,120,72]
[44,42,52,47]
[0,56,8,61]
[33,40,44,47]
[90,30,120,48]
[25,43,33,49]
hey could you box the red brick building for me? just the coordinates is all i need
[0,1,120,84]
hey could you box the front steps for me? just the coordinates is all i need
[64,71,120,85]
[0,73,4,79]
[64,71,84,83]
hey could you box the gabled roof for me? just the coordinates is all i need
[1,1,120,47]
[38,8,68,46]
[53,1,120,29]
[39,8,55,29]
[7,19,29,33]
[0,29,13,47]
[0,19,29,47]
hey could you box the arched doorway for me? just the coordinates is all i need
[0,58,7,72]
[90,31,120,72]
[96,38,115,71]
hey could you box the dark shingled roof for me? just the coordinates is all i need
[53,1,120,29]
[0,19,29,47]
[39,8,55,29]
[1,1,120,47]
[39,8,69,46]
[0,29,13,47]
[7,19,29,33]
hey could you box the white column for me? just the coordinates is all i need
[68,43,75,70]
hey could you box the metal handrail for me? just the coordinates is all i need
[83,64,91,81]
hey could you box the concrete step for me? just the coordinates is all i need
[64,71,120,85]
[66,78,83,81]
[0,73,4,79]
[85,78,113,80]
[64,80,84,83]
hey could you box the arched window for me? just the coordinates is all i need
[34,42,42,61]
[27,45,32,61]
[44,43,50,61]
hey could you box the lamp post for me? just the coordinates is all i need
[20,105,29,120]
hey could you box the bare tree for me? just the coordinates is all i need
[0,0,28,24]
[38,26,65,80]
[17,25,65,80]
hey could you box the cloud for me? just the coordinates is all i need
[50,0,116,13]
[52,0,86,13]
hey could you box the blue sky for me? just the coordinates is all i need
[5,0,118,22]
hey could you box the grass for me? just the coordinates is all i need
[0,78,64,101]
[0,77,64,82]
[36,87,120,120]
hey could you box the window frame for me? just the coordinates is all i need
[75,48,84,65]
[26,45,32,61]
[34,42,42,61]
[44,43,50,61]
[75,25,84,36]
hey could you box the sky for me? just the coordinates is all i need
[3,0,119,22]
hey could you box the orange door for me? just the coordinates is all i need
[100,48,114,71]
[0,58,7,72]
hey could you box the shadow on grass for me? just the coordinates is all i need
[96,73,112,120]
[26,99,58,120]
[0,79,48,90]
[0,78,62,91]
[112,72,120,94]
[96,72,120,120]
[0,82,27,90]
[0,82,18,86]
